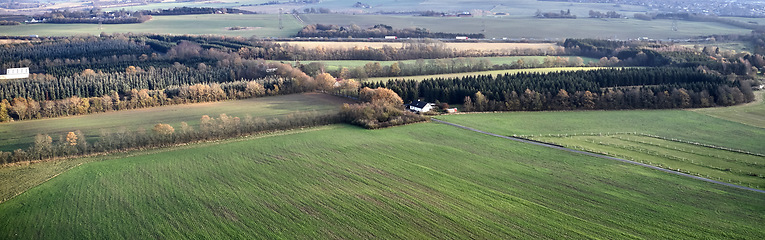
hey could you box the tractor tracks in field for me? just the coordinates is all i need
[431,118,765,194]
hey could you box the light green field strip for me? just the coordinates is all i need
[0,14,301,37]
[0,93,351,152]
[364,67,606,82]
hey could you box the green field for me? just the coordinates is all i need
[0,93,351,152]
[364,67,606,82]
[0,123,763,238]
[286,56,597,72]
[0,14,301,37]
[533,134,765,189]
[302,14,751,40]
[693,91,765,128]
[437,110,765,189]
[437,110,765,154]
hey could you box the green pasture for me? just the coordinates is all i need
[0,93,351,152]
[364,67,605,82]
[301,14,751,40]
[437,110,765,154]
[287,56,598,72]
[533,134,765,189]
[0,14,301,37]
[692,91,765,128]
[253,0,648,15]
[0,123,763,238]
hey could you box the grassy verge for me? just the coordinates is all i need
[0,123,763,238]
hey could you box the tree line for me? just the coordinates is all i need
[297,56,588,80]
[0,111,342,165]
[296,24,485,39]
[366,67,756,111]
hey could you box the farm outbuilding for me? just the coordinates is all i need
[405,101,434,113]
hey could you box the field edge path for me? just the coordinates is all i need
[431,118,765,194]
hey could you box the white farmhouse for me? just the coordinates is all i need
[406,101,434,113]
[0,68,30,80]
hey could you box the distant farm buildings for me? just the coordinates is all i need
[0,67,29,80]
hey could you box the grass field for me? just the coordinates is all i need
[285,56,597,71]
[692,91,765,128]
[302,14,751,40]
[533,134,765,189]
[0,123,763,238]
[0,93,351,152]
[0,14,301,37]
[437,110,765,154]
[437,110,765,189]
[364,67,605,82]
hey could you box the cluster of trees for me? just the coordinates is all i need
[564,38,765,76]
[367,68,755,111]
[536,9,576,19]
[137,7,254,16]
[340,87,427,129]
[35,9,151,24]
[0,61,319,122]
[0,20,20,25]
[2,78,271,121]
[0,111,342,164]
[296,24,485,39]
[0,37,153,71]
[589,10,623,18]
[302,56,587,80]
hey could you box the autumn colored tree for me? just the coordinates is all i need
[315,73,337,91]
[66,132,78,146]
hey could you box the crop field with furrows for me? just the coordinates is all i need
[0,93,351,152]
[0,123,763,239]
[532,133,765,190]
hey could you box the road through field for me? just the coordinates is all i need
[431,118,765,194]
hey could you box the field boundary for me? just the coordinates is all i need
[431,118,765,194]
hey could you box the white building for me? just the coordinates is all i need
[406,101,434,113]
[0,68,30,80]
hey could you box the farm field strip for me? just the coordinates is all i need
[0,123,763,238]
[0,93,352,151]
[0,14,302,37]
[364,67,605,82]
[301,14,751,40]
[281,56,598,71]
[531,134,765,190]
[277,41,559,51]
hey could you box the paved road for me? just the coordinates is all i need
[431,118,765,194]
